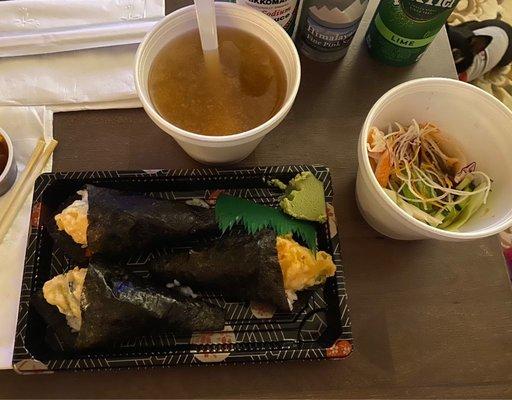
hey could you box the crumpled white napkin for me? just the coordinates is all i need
[0,0,164,111]
[0,106,53,370]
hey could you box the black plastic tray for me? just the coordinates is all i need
[13,165,352,373]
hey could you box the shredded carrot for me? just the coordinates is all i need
[375,149,391,187]
[369,157,377,172]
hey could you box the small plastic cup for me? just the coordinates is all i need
[0,128,17,196]
[356,77,512,241]
[135,2,301,164]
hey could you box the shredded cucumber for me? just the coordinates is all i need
[444,183,487,231]
[455,174,473,191]
[384,189,443,227]
[437,206,459,229]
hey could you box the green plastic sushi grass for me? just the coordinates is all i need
[215,195,317,251]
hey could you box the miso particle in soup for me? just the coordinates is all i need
[0,136,8,175]
[148,27,287,136]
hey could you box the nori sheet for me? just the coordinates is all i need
[76,259,225,350]
[31,260,225,352]
[86,184,218,258]
[148,230,290,311]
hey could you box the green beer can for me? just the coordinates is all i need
[365,0,460,66]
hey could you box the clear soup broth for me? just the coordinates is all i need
[148,26,287,136]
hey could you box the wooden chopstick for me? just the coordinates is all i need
[1,139,45,213]
[0,139,58,244]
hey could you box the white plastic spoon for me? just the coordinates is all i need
[194,0,218,52]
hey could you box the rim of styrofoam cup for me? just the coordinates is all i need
[0,127,14,184]
[359,77,512,240]
[134,2,301,144]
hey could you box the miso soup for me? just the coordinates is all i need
[148,27,287,136]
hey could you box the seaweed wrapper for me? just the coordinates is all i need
[76,260,225,350]
[31,260,225,352]
[86,185,218,257]
[148,230,290,311]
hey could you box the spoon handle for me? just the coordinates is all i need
[194,0,218,52]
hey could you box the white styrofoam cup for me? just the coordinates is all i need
[356,78,512,241]
[135,2,301,164]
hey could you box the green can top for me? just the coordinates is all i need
[365,0,460,66]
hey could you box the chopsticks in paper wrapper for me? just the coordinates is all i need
[0,18,160,58]
[0,139,58,244]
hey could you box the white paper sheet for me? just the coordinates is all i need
[0,107,53,369]
[0,0,163,31]
[0,18,160,58]
[0,0,164,110]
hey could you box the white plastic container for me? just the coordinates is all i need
[135,2,301,164]
[356,77,512,241]
[0,128,17,196]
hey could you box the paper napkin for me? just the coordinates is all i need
[0,106,53,369]
[0,0,164,111]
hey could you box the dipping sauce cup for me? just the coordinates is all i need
[0,128,17,196]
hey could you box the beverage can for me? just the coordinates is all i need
[222,0,304,36]
[297,0,369,62]
[365,0,460,66]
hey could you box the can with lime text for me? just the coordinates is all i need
[365,0,460,66]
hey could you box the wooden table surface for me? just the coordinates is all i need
[2,0,512,398]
